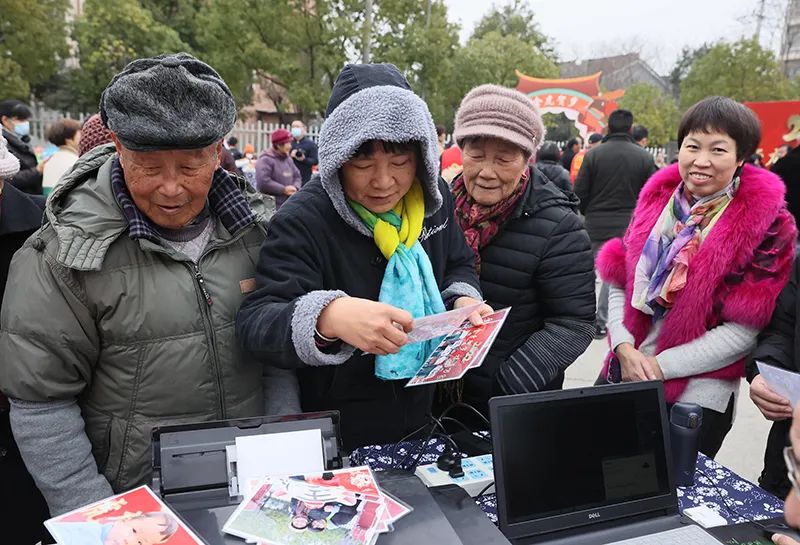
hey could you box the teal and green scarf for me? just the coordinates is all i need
[349,181,446,380]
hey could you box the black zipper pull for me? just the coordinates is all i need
[194,266,213,306]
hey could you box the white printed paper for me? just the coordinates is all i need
[757,361,800,408]
[235,429,325,497]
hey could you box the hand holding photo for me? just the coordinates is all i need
[406,301,486,343]
[406,308,510,387]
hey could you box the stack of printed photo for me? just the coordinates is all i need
[222,466,412,545]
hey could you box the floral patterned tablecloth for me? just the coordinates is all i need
[350,438,784,525]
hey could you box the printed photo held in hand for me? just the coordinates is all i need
[223,466,410,545]
[406,301,486,343]
[45,485,204,545]
[406,308,510,387]
[756,362,800,413]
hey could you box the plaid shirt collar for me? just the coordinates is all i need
[111,157,256,244]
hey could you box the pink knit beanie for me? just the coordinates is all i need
[453,84,544,157]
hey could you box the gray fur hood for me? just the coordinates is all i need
[317,85,443,237]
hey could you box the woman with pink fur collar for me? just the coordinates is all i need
[596,96,796,457]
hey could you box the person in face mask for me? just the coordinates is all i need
[289,120,318,184]
[0,100,44,195]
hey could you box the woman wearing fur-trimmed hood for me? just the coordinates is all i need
[236,63,488,450]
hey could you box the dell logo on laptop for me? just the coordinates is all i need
[588,512,601,519]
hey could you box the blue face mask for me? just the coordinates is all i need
[291,127,303,139]
[13,121,30,137]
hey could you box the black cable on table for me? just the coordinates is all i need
[439,416,492,444]
[475,480,495,497]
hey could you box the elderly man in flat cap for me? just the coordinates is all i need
[0,53,299,515]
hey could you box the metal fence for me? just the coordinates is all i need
[227,121,321,152]
[29,104,667,159]
[29,104,323,152]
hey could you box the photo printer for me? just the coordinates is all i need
[150,411,510,545]
[151,411,343,545]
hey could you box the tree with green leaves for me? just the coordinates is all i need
[197,0,355,118]
[679,39,792,110]
[471,0,555,60]
[0,0,70,100]
[140,0,206,51]
[367,0,460,126]
[618,83,680,146]
[668,44,710,102]
[68,0,188,110]
[453,31,558,100]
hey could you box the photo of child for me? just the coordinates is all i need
[47,511,178,545]
[45,486,204,545]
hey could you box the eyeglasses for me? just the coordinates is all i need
[784,446,800,498]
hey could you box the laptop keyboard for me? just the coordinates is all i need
[605,525,722,545]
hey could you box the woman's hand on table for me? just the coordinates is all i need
[317,297,413,356]
[616,343,663,382]
[750,375,793,421]
[453,297,493,326]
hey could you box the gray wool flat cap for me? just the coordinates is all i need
[100,52,236,151]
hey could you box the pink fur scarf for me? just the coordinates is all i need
[597,163,796,403]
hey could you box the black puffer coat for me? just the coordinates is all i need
[535,160,573,195]
[459,166,596,416]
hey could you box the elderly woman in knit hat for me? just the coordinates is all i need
[256,127,302,210]
[0,134,50,544]
[0,53,299,517]
[451,84,596,417]
[237,63,488,450]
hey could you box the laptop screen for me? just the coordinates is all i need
[491,384,673,532]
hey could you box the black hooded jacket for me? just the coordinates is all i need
[236,64,482,450]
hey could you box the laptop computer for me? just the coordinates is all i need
[489,381,722,545]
